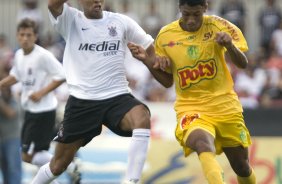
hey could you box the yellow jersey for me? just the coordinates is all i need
[155,15,248,116]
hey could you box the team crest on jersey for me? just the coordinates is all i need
[108,26,117,37]
[187,45,199,60]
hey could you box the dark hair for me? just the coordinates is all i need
[179,0,207,6]
[17,18,38,34]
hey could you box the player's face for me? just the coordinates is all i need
[17,27,37,53]
[79,0,104,19]
[179,4,207,32]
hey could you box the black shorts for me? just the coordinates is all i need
[54,94,149,145]
[21,110,56,153]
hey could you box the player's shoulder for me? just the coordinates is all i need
[34,45,57,59]
[104,11,127,21]
[34,45,50,54]
[157,20,179,37]
[204,15,236,30]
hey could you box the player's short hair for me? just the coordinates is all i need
[17,18,38,34]
[179,0,207,6]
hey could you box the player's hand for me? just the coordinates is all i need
[127,42,148,62]
[29,91,44,102]
[215,32,232,48]
[154,55,171,71]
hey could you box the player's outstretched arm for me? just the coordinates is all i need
[128,43,173,88]
[0,75,17,90]
[0,93,17,119]
[48,0,68,18]
[29,79,65,102]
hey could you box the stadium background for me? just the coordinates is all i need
[0,0,282,183]
[1,0,282,52]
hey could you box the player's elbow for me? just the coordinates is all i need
[238,57,248,69]
[162,78,174,88]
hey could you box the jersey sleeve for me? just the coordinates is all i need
[42,51,65,81]
[9,66,20,81]
[9,53,20,80]
[48,3,76,40]
[123,15,154,49]
[216,17,248,52]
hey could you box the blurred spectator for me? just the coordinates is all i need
[219,0,246,33]
[234,54,267,109]
[205,0,218,16]
[17,0,42,24]
[270,20,282,57]
[124,49,151,101]
[121,0,150,101]
[265,51,282,76]
[141,0,163,39]
[0,71,22,184]
[17,0,43,42]
[145,77,170,102]
[121,0,140,24]
[258,0,282,58]
[260,72,282,108]
[104,3,114,12]
[0,34,13,71]
[41,32,65,63]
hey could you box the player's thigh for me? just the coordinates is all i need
[175,113,216,156]
[121,104,150,129]
[105,94,150,133]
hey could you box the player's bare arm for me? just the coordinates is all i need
[0,96,17,119]
[48,0,68,18]
[29,79,65,102]
[215,32,248,69]
[0,75,18,90]
[128,43,173,88]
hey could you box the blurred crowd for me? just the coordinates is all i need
[1,0,282,109]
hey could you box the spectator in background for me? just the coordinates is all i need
[17,0,43,43]
[219,0,246,33]
[270,20,282,57]
[0,71,22,184]
[104,3,114,12]
[260,72,282,107]
[121,0,140,24]
[258,0,281,58]
[121,0,150,101]
[144,76,169,102]
[142,0,163,39]
[17,0,43,25]
[234,54,267,109]
[41,31,65,63]
[0,34,13,71]
[205,0,217,16]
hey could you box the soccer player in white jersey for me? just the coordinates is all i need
[31,0,158,184]
[0,18,81,182]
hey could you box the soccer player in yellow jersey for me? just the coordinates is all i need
[128,0,256,184]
